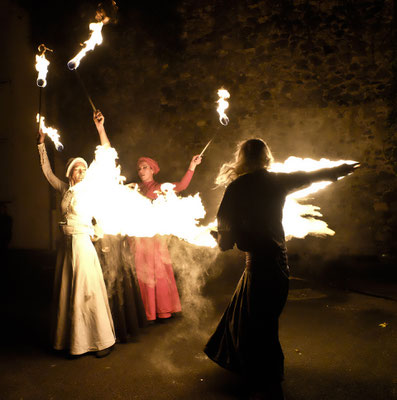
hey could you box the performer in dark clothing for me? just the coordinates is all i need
[204,139,359,399]
[94,234,147,342]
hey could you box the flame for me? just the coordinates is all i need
[35,50,50,88]
[216,88,230,126]
[73,146,217,247]
[67,21,103,70]
[70,147,354,247]
[36,114,64,151]
[270,156,357,240]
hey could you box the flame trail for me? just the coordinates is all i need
[36,114,64,152]
[67,21,103,70]
[270,156,357,239]
[216,88,230,126]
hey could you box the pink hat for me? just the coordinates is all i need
[137,157,160,175]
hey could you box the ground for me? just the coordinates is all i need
[0,249,396,400]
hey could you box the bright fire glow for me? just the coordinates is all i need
[71,147,355,247]
[73,146,217,247]
[217,88,230,126]
[67,21,103,70]
[35,52,50,87]
[36,114,64,151]
[270,156,357,240]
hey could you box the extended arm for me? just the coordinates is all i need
[305,163,359,182]
[173,155,202,192]
[284,162,359,194]
[93,110,111,148]
[37,131,68,193]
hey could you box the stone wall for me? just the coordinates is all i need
[13,0,397,263]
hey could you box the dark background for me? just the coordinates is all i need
[0,3,396,399]
[1,0,397,280]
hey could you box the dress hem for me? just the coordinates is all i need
[55,338,116,355]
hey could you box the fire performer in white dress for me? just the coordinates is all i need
[205,139,359,399]
[37,118,115,358]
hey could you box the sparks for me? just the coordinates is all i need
[67,21,104,70]
[36,114,64,152]
[217,89,230,126]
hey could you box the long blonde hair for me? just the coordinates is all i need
[215,138,274,186]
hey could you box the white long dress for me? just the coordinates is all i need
[38,144,115,355]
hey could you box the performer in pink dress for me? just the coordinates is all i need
[129,154,202,322]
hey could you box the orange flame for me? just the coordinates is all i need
[71,147,354,246]
[270,156,357,239]
[217,88,230,125]
[73,146,217,247]
[35,47,51,87]
[36,114,64,151]
[67,21,103,70]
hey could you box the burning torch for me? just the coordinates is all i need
[35,44,53,129]
[67,20,102,111]
[217,88,230,126]
[67,1,118,112]
[199,88,231,157]
[37,114,64,152]
[35,44,62,151]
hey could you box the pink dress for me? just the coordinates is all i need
[130,170,194,321]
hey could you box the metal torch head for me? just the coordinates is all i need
[67,60,78,71]
[37,78,46,88]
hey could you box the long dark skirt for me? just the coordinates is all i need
[95,235,147,342]
[204,248,289,383]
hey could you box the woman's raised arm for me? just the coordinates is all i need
[173,155,202,192]
[37,131,68,193]
[93,110,111,148]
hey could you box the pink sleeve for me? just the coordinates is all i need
[173,169,194,193]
